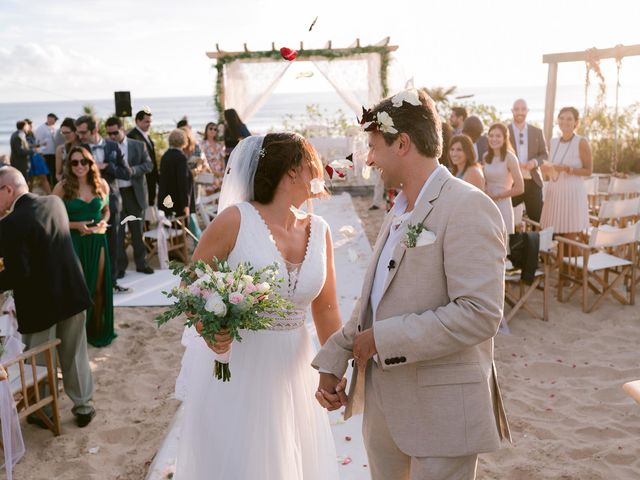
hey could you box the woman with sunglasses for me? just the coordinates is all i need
[52,146,116,347]
[55,117,80,182]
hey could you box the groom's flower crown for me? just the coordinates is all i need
[358,89,423,135]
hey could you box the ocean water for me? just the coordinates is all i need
[1,85,638,156]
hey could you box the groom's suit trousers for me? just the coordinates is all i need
[363,363,478,480]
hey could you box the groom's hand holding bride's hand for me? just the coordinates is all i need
[315,374,347,411]
[195,322,233,354]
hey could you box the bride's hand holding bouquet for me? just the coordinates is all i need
[156,258,293,381]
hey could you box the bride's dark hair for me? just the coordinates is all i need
[253,133,324,203]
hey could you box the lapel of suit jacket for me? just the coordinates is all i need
[378,167,451,300]
[508,124,517,152]
[358,212,394,325]
[127,141,137,165]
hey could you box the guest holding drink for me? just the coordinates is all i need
[449,134,485,190]
[483,123,524,234]
[540,107,592,238]
[53,146,116,347]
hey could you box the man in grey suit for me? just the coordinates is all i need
[314,90,510,479]
[105,117,154,277]
[9,120,31,179]
[508,99,548,222]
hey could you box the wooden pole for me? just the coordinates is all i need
[543,62,558,148]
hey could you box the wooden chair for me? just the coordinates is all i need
[557,223,638,313]
[504,227,554,323]
[143,214,189,264]
[196,192,220,227]
[583,175,602,214]
[589,197,640,229]
[606,176,640,200]
[2,339,62,436]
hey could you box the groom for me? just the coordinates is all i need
[313,90,511,479]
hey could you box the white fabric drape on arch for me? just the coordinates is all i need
[311,52,383,116]
[224,59,293,122]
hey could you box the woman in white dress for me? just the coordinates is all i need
[483,123,524,234]
[174,133,341,479]
[540,106,592,238]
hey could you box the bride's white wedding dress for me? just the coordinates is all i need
[174,202,339,479]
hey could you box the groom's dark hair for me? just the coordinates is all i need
[370,89,442,159]
[254,133,323,204]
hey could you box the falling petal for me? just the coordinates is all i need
[310,178,325,194]
[391,89,421,107]
[345,435,352,441]
[296,71,314,79]
[325,164,335,179]
[362,165,372,180]
[88,446,100,454]
[289,205,308,220]
[120,215,142,225]
[340,225,356,238]
[163,195,174,209]
[341,457,352,465]
[279,47,298,61]
[308,16,318,31]
[330,159,352,169]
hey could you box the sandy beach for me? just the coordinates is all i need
[11,195,640,480]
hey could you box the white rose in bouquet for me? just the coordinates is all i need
[204,292,227,316]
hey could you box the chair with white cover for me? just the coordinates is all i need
[583,175,601,214]
[557,223,638,313]
[196,192,220,227]
[590,197,640,229]
[143,212,189,265]
[606,176,640,200]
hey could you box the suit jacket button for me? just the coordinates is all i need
[384,358,391,365]
[391,358,398,364]
[400,356,406,363]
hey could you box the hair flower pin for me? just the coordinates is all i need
[258,148,266,159]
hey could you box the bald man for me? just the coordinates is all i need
[0,167,96,427]
[508,99,548,222]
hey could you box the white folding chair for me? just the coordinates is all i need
[607,176,640,200]
[196,192,220,227]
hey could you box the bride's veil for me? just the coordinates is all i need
[217,135,266,213]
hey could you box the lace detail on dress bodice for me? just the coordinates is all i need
[227,203,328,327]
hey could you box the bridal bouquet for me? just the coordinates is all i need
[156,258,293,381]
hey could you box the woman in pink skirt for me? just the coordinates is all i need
[540,107,593,240]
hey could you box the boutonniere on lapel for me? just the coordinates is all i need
[404,222,436,248]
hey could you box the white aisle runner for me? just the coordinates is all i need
[147,193,373,480]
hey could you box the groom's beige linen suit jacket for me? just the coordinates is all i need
[313,167,511,458]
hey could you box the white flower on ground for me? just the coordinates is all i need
[376,112,398,134]
[391,90,421,107]
[162,195,174,209]
[229,292,245,305]
[120,215,142,225]
[290,205,308,220]
[310,178,325,194]
[204,292,227,316]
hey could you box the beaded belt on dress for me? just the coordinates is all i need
[266,308,306,331]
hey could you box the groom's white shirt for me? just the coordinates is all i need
[370,166,443,322]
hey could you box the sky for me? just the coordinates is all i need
[1,0,639,103]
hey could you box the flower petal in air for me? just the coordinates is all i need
[162,195,174,209]
[120,215,142,225]
[289,205,308,220]
[310,178,325,194]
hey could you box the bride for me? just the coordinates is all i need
[174,133,342,479]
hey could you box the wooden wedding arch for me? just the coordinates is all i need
[206,38,398,118]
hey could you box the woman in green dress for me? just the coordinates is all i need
[53,146,116,347]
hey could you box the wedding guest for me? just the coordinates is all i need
[200,122,226,192]
[128,109,159,206]
[483,123,524,234]
[104,117,154,277]
[76,115,131,294]
[540,107,592,240]
[0,166,96,427]
[53,147,116,347]
[9,120,30,179]
[449,134,485,190]
[24,119,52,195]
[463,115,488,163]
[439,122,453,167]
[34,113,58,185]
[158,129,192,218]
[55,117,80,181]
[449,106,468,134]
[508,99,548,222]
[0,154,8,168]
[223,108,251,164]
